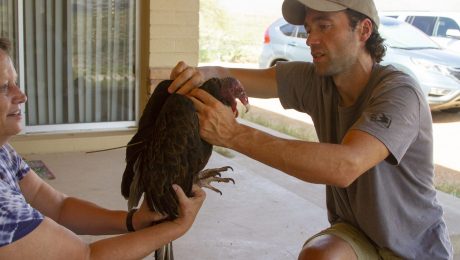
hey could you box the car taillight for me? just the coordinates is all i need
[264,28,270,44]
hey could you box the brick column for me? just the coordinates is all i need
[148,0,199,95]
[149,0,199,68]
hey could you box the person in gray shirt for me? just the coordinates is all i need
[169,0,453,259]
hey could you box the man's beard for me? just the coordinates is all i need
[313,53,355,77]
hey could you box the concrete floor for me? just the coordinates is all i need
[24,120,460,259]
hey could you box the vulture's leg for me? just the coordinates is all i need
[197,166,235,195]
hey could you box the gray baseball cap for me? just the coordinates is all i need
[282,0,379,27]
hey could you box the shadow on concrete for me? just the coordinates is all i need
[240,105,318,142]
[432,111,460,124]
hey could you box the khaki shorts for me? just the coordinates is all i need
[303,222,402,260]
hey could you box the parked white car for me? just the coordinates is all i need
[381,11,460,53]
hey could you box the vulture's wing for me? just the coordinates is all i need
[123,80,213,217]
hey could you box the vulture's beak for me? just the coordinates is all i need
[244,103,250,113]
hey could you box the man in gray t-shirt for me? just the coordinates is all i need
[277,61,452,259]
[169,0,453,259]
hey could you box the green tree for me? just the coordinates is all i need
[199,0,231,62]
[199,0,264,63]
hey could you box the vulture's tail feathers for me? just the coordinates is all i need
[121,140,145,199]
[144,184,179,218]
[155,243,173,260]
[122,80,172,199]
[127,156,143,209]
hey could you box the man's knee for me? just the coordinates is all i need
[298,244,331,260]
[298,234,357,260]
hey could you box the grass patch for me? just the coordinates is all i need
[436,183,460,198]
[241,112,316,141]
[238,105,318,142]
[213,146,235,158]
[434,165,460,198]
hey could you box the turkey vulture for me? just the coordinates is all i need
[121,77,249,260]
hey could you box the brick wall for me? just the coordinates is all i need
[149,0,199,68]
[149,67,171,94]
[149,0,199,94]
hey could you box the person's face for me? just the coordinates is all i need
[304,9,363,76]
[0,50,27,143]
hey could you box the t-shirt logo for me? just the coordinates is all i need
[370,113,392,128]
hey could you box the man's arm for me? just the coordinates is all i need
[169,61,279,98]
[230,125,389,187]
[189,89,390,187]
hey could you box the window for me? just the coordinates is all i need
[297,26,307,39]
[0,0,18,68]
[280,24,296,37]
[436,17,460,37]
[409,16,437,35]
[0,0,138,133]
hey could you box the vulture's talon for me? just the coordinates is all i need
[197,166,236,194]
[198,166,233,180]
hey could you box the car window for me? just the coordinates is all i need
[280,24,296,37]
[296,26,307,39]
[380,18,440,49]
[436,17,460,37]
[410,16,436,35]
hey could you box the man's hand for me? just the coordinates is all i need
[133,199,168,230]
[169,61,205,95]
[188,88,239,148]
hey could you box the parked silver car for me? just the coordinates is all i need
[259,16,460,112]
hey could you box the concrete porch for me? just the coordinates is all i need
[23,119,460,259]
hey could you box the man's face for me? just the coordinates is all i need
[0,51,27,142]
[304,9,363,76]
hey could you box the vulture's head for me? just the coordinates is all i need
[220,77,250,117]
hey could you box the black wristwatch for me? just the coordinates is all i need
[126,208,138,232]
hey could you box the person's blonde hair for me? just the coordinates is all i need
[0,38,11,53]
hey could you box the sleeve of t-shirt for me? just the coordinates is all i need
[276,61,318,114]
[351,84,421,165]
[0,183,44,247]
[0,145,43,247]
[11,147,30,181]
